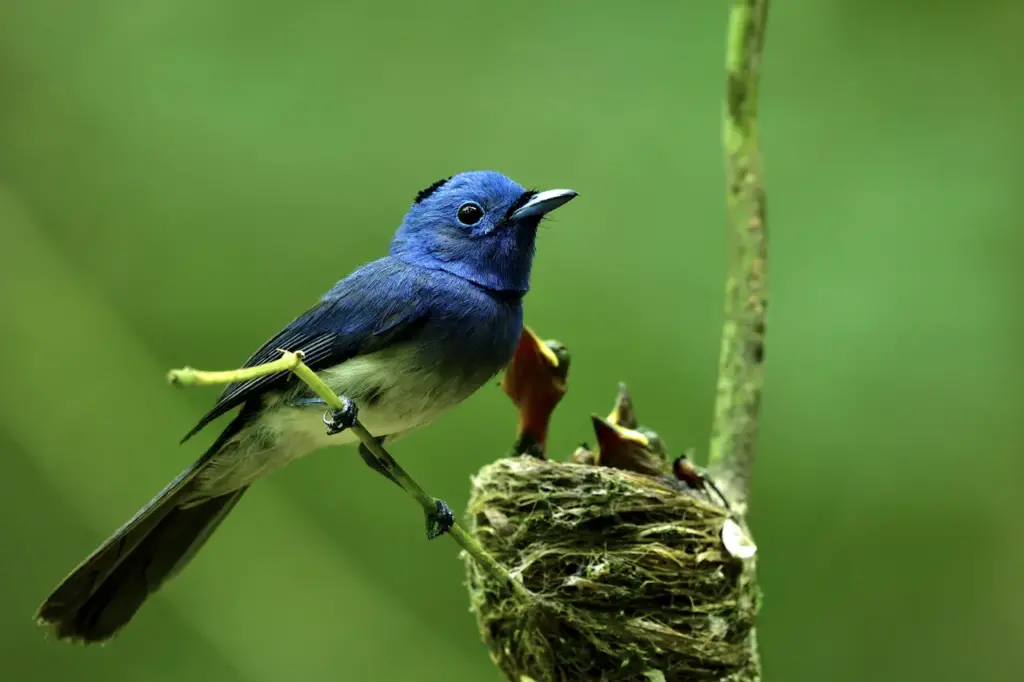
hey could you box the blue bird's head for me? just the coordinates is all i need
[389,171,577,294]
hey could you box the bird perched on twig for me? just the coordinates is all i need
[36,170,577,644]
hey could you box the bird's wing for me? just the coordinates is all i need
[180,259,431,443]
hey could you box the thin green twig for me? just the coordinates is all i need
[707,0,771,512]
[168,351,532,601]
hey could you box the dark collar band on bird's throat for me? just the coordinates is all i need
[466,278,527,303]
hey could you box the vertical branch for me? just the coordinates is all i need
[707,0,770,512]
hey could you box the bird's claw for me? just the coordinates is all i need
[323,397,359,436]
[425,499,455,540]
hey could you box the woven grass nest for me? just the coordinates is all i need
[463,454,760,682]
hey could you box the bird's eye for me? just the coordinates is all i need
[456,202,484,226]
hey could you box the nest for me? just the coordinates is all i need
[464,456,760,682]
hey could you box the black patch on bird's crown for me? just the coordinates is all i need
[414,176,452,204]
[504,190,538,221]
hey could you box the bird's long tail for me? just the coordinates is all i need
[36,424,249,643]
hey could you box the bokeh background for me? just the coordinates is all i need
[2,1,1022,680]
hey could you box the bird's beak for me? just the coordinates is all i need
[509,189,579,222]
[605,382,638,430]
[591,415,651,450]
[501,326,572,460]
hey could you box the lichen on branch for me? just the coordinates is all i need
[708,0,771,513]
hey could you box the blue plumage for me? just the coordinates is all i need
[36,170,577,643]
[390,170,543,292]
[184,171,567,444]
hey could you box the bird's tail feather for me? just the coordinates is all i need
[36,418,251,644]
[36,480,247,643]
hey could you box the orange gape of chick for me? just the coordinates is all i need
[500,327,570,459]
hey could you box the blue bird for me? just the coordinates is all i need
[36,171,577,643]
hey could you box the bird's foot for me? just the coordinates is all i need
[322,397,359,436]
[426,499,455,540]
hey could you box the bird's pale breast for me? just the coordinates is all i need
[189,333,512,499]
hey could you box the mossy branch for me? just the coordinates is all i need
[167,351,532,602]
[708,0,771,513]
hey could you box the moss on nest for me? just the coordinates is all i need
[464,456,760,682]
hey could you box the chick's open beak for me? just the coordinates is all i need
[605,382,639,430]
[502,326,571,459]
[592,415,651,451]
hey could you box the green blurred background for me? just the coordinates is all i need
[1,1,1021,680]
